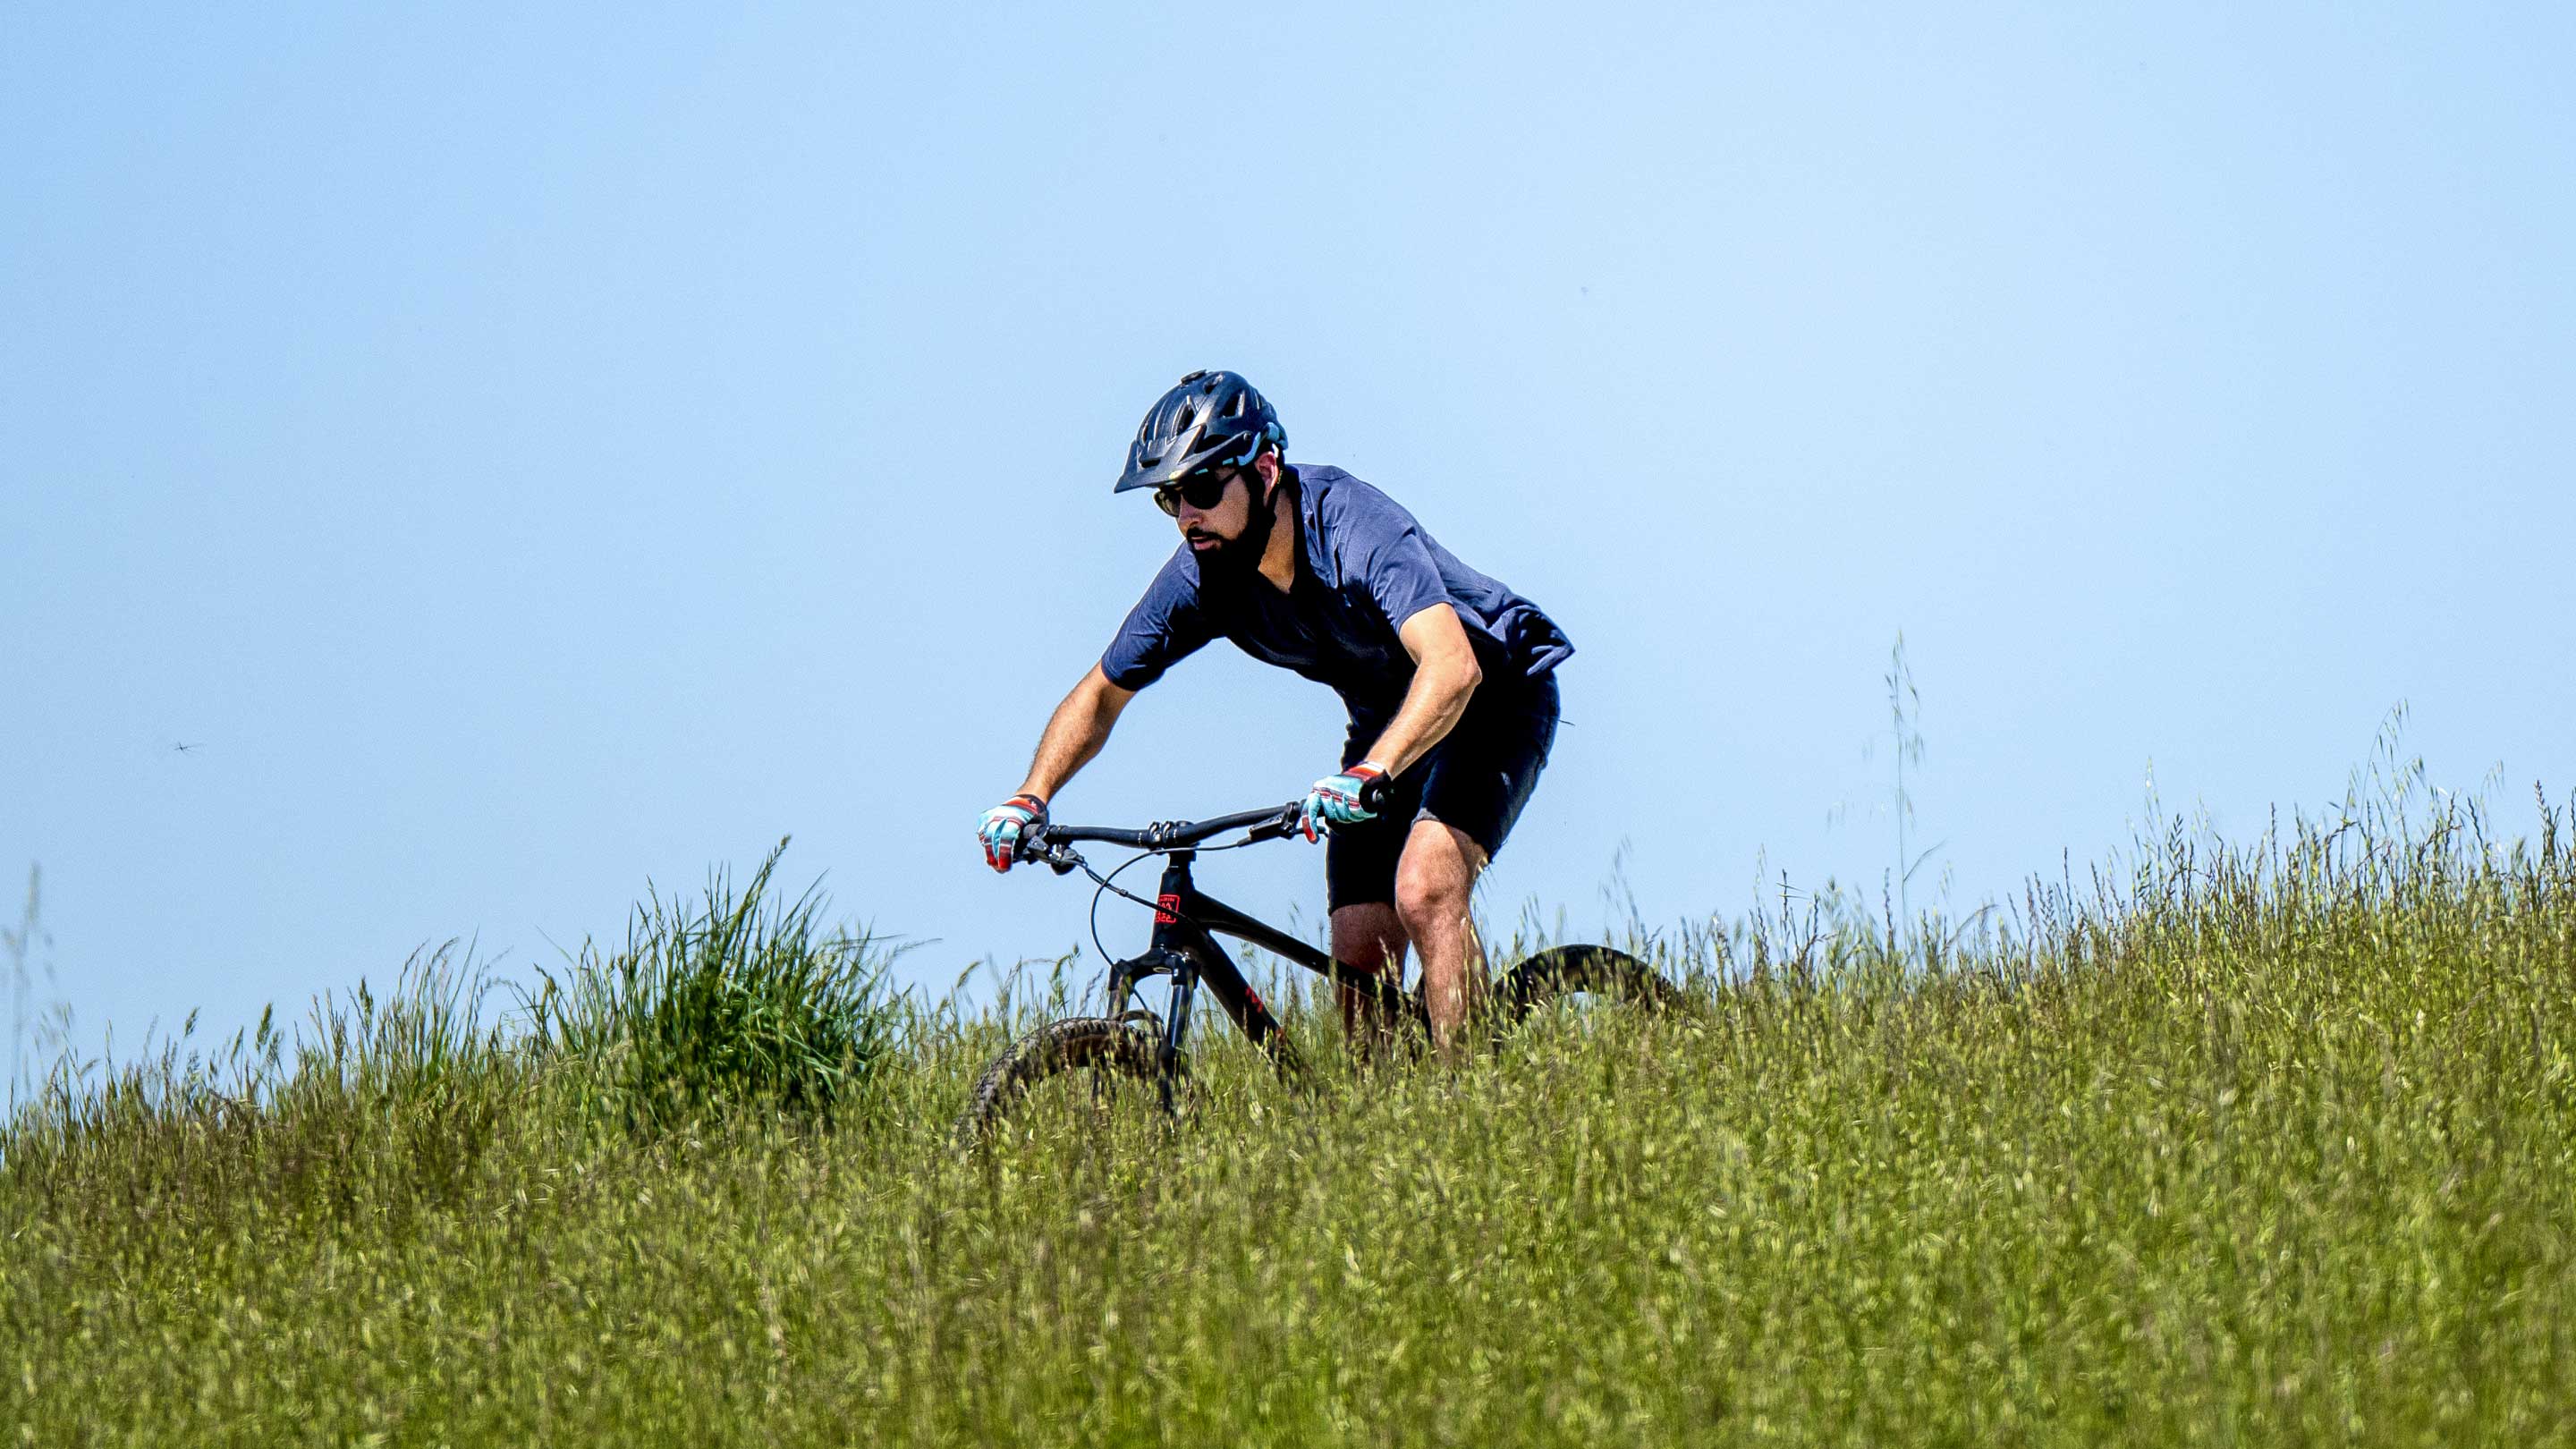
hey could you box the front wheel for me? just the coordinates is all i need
[952,1014,1171,1150]
[1489,945,1683,1040]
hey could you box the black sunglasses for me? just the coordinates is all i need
[1152,470,1235,517]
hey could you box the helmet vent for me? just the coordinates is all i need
[1113,369,1284,495]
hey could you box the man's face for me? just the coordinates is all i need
[1173,467,1257,555]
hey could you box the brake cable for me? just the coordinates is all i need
[1084,852,1160,963]
[1078,826,1284,963]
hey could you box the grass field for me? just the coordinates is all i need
[6,777,2575,1446]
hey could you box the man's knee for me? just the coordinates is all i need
[1331,902,1405,974]
[1393,824,1483,937]
[1394,877,1463,940]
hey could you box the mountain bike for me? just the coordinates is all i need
[954,784,1681,1144]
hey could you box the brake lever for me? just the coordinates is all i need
[1013,828,1083,875]
[1247,769,1398,846]
[1242,804,1304,844]
[1271,774,1392,843]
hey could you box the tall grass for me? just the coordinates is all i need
[1,942,522,1240]
[4,776,2574,1445]
[5,864,55,1112]
[530,838,898,1130]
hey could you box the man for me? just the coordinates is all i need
[976,370,1572,1054]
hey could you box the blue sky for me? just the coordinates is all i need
[6,2,2572,1065]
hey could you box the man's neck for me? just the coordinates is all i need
[1256,480,1299,593]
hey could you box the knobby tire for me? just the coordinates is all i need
[1490,945,1682,1037]
[955,946,1684,1148]
[953,1015,1165,1149]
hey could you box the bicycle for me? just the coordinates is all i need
[954,783,1682,1145]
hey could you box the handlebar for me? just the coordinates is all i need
[1015,775,1393,868]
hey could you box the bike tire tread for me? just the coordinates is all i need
[1493,945,1684,1033]
[953,1015,1165,1149]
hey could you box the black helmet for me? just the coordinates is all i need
[1114,370,1288,494]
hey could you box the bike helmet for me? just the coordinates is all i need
[1114,370,1288,494]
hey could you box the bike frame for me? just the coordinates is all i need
[978,794,1665,1139]
[1100,843,1421,1107]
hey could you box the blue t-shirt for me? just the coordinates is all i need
[1098,464,1573,720]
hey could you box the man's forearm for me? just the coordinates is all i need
[1360,660,1479,777]
[1017,670,1130,801]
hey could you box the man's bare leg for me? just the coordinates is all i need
[1394,819,1490,1057]
[1329,902,1407,1057]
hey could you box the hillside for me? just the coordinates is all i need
[7,790,2574,1446]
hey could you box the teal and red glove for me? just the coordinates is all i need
[978,793,1047,872]
[1301,762,1386,843]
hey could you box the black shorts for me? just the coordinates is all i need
[1326,672,1560,911]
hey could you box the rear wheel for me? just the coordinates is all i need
[952,1014,1170,1149]
[1489,945,1682,1040]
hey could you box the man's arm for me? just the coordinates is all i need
[1015,664,1137,803]
[1356,605,1482,776]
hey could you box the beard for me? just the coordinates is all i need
[1191,484,1277,580]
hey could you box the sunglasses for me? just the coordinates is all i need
[1152,470,1235,517]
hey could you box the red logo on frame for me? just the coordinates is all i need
[1155,893,1181,924]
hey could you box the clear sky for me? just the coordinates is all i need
[6,3,2572,1065]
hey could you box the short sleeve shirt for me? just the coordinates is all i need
[1098,465,1572,721]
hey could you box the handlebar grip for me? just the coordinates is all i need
[1359,774,1393,811]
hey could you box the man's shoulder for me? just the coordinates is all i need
[1293,462,1379,504]
[1295,463,1419,539]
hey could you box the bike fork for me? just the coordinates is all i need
[1149,851,1200,1120]
[1158,965,1195,1118]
